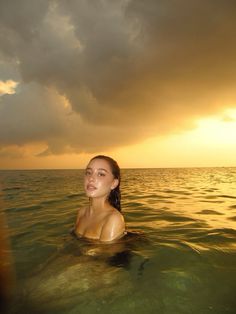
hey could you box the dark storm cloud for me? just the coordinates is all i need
[0,82,141,156]
[0,0,236,156]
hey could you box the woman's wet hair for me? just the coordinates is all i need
[90,155,121,211]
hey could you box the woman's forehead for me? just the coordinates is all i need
[87,158,112,171]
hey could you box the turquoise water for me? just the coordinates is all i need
[1,168,236,314]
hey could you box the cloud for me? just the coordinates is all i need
[0,0,236,157]
[0,80,18,95]
[0,82,147,156]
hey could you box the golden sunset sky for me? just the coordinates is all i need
[0,0,236,169]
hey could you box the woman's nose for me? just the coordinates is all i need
[88,173,95,182]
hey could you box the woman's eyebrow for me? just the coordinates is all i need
[98,168,109,172]
[86,167,109,172]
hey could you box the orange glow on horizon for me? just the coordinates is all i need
[0,109,236,169]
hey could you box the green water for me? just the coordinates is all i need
[1,168,236,313]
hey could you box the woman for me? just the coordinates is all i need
[74,155,126,242]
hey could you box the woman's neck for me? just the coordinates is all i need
[88,197,110,214]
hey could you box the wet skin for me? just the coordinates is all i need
[75,158,125,242]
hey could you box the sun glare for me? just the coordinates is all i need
[195,110,236,145]
[112,109,236,168]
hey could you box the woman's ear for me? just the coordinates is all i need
[111,178,119,190]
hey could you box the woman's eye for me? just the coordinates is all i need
[98,172,105,177]
[85,170,91,176]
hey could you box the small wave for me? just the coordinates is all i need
[141,193,174,200]
[160,214,196,223]
[2,186,22,191]
[123,201,145,209]
[199,200,224,204]
[228,216,236,221]
[197,210,223,215]
[66,193,82,199]
[229,205,236,209]
[5,204,42,212]
[203,195,218,199]
[219,194,236,199]
[12,230,32,239]
[213,227,236,236]
[179,241,204,254]
[163,189,192,196]
[204,188,219,192]
[41,198,62,205]
[193,228,236,245]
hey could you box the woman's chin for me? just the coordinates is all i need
[85,191,96,198]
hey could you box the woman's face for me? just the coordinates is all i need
[84,158,118,199]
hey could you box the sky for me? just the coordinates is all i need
[0,0,236,169]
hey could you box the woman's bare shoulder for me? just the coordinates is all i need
[100,210,125,242]
[75,206,87,223]
[109,210,125,223]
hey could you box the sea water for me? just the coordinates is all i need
[1,168,236,314]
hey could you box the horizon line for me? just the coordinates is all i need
[0,165,235,171]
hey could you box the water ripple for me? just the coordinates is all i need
[1,168,236,314]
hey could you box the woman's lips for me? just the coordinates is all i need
[86,184,97,191]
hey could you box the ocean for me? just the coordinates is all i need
[1,168,236,314]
